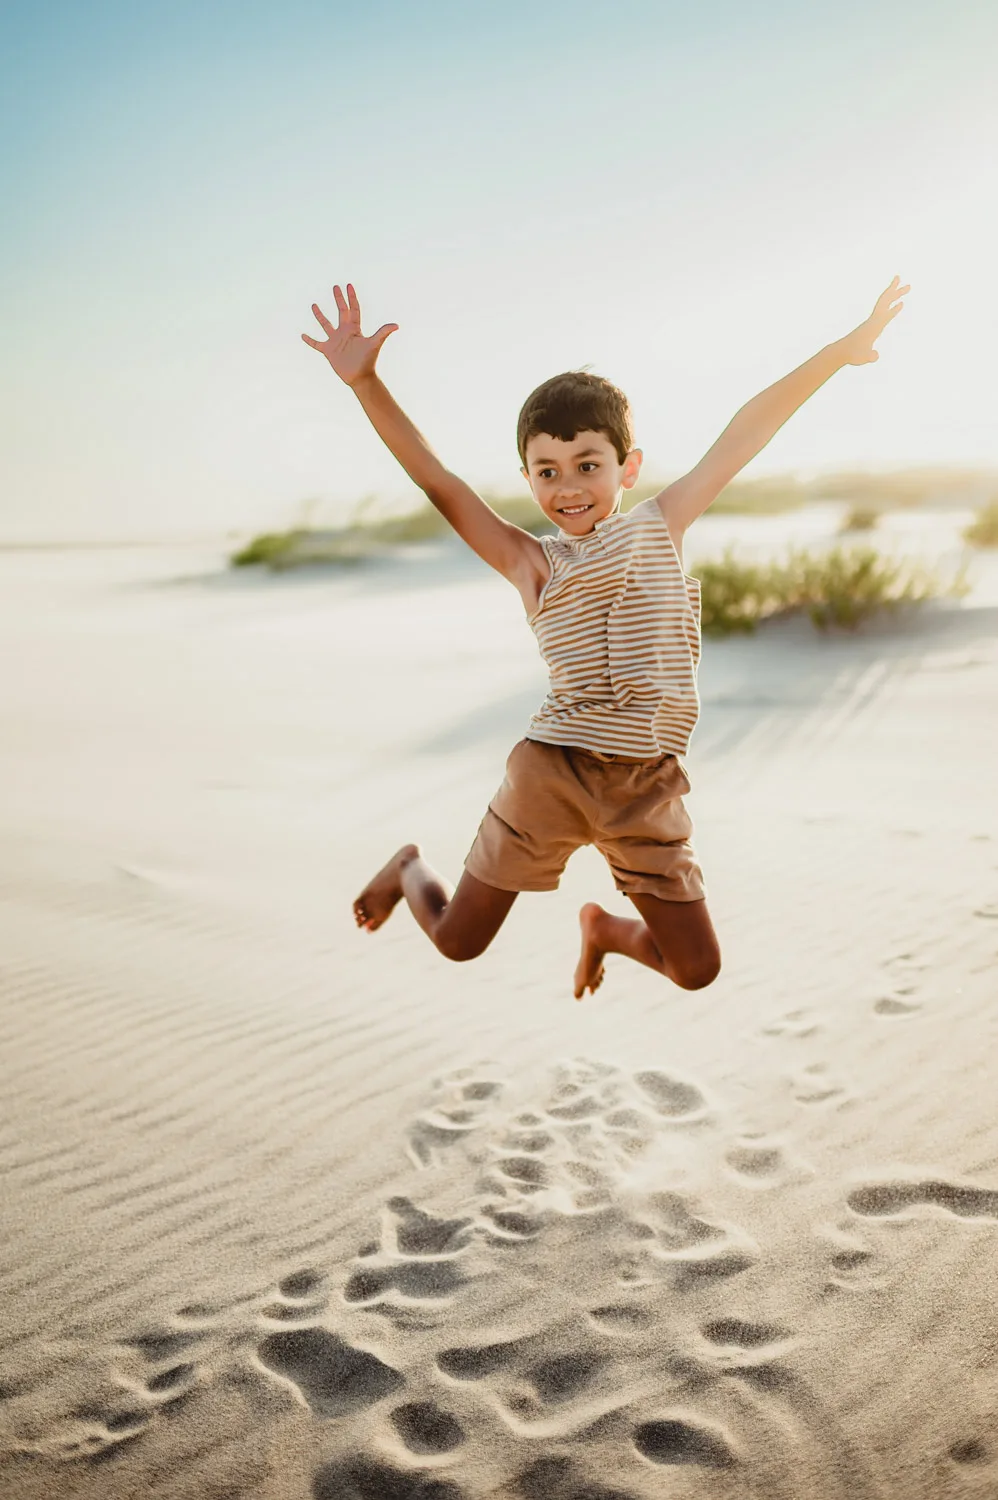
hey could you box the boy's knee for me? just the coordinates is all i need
[436,928,489,964]
[674,951,721,991]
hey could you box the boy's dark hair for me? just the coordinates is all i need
[517,371,633,467]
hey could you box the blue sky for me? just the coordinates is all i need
[2,0,996,538]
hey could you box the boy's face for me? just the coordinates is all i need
[522,431,643,535]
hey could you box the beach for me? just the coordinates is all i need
[2,526,997,1499]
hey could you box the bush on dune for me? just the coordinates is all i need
[839,504,879,533]
[230,476,820,572]
[231,529,306,567]
[231,494,557,569]
[231,501,964,639]
[694,547,960,636]
[963,502,998,548]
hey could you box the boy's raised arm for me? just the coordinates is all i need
[655,278,909,541]
[303,284,543,587]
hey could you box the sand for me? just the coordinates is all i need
[1,534,997,1499]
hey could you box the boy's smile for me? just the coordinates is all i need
[522,430,643,535]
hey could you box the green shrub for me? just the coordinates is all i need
[964,502,998,547]
[230,492,554,568]
[231,530,308,567]
[840,504,879,533]
[694,556,785,636]
[780,547,944,629]
[695,547,959,637]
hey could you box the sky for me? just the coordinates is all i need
[1,0,997,540]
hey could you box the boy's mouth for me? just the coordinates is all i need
[558,504,593,517]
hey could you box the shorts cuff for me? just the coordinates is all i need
[614,874,706,903]
[463,857,560,894]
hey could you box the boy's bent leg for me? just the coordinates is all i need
[354,845,517,961]
[574,895,720,998]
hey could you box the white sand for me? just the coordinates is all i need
[1,537,997,1499]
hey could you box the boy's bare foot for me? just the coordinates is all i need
[574,902,609,999]
[353,844,419,932]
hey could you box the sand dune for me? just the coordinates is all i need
[1,541,997,1498]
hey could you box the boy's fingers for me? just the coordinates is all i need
[302,334,322,349]
[311,303,334,334]
[372,322,399,349]
[332,285,349,317]
[346,283,360,314]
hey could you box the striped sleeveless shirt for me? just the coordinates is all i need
[525,497,702,759]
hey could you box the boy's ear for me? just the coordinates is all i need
[621,448,643,489]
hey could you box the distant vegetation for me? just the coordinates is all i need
[231,471,978,640]
[232,468,994,572]
[839,504,879,533]
[963,502,998,548]
[230,493,550,569]
[695,548,964,637]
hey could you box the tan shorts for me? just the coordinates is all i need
[464,738,705,903]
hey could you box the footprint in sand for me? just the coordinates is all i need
[724,1136,791,1185]
[341,1195,476,1311]
[881,948,928,978]
[441,1329,626,1442]
[873,991,922,1017]
[478,1202,548,1245]
[437,1337,529,1381]
[390,1399,466,1455]
[257,1327,404,1417]
[31,1405,153,1463]
[27,1316,217,1465]
[792,1063,845,1105]
[344,1258,468,1307]
[847,1179,998,1220]
[386,1197,475,1257]
[632,1414,737,1468]
[262,1268,328,1323]
[407,1069,504,1168]
[47,1054,830,1495]
[122,1319,214,1412]
[949,1437,991,1465]
[476,1062,637,1225]
[633,1069,709,1124]
[587,1303,653,1333]
[816,1222,883,1289]
[144,1361,197,1398]
[635,1190,759,1287]
[125,1326,205,1367]
[762,1007,822,1039]
[312,1454,466,1499]
[439,1332,607,1411]
[523,1349,609,1408]
[514,1453,638,1499]
[700,1318,795,1370]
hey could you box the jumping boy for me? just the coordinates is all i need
[303,278,908,998]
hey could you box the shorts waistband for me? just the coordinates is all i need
[568,745,670,767]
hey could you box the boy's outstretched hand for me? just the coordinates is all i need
[839,276,910,365]
[302,283,398,387]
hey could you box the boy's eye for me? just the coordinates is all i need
[580,463,598,473]
[539,469,556,480]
